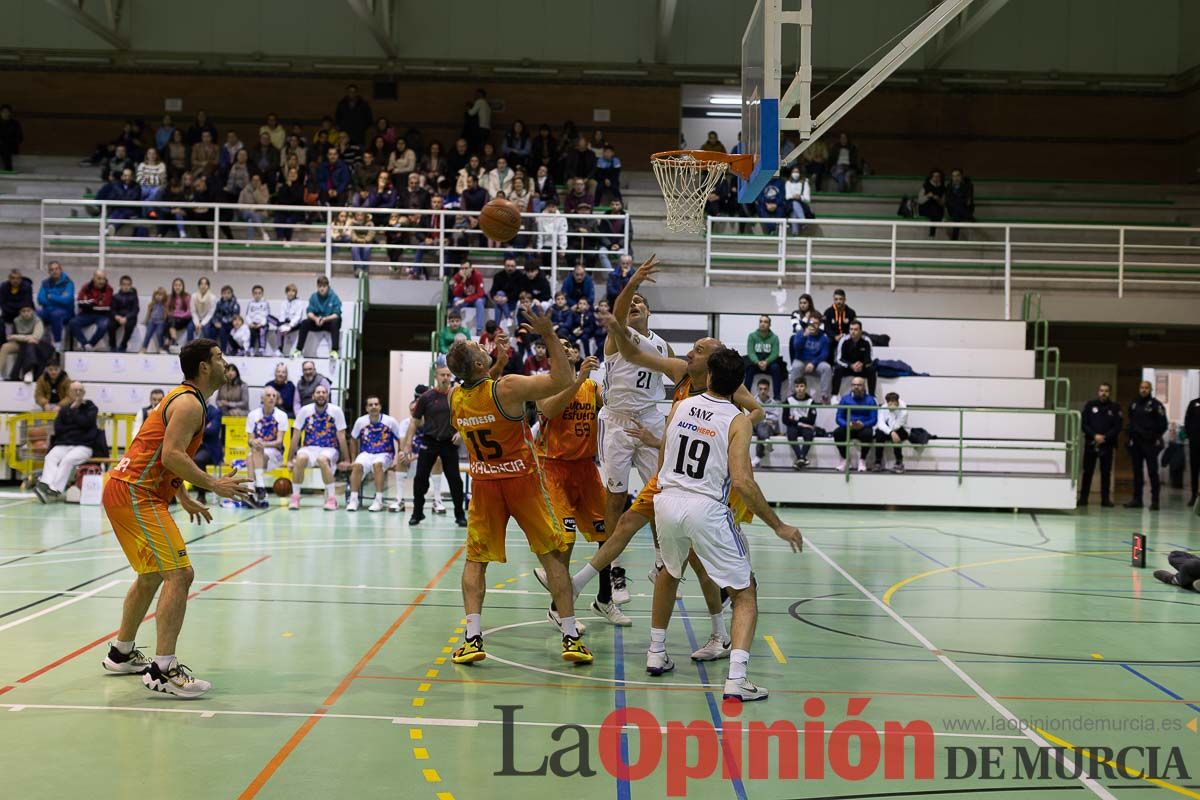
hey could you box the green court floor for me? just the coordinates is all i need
[0,491,1197,799]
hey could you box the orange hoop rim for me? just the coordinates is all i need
[650,149,755,181]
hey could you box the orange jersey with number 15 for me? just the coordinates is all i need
[451,379,536,481]
[536,379,601,461]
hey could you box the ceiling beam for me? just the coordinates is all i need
[655,0,677,63]
[42,0,129,50]
[927,0,1010,69]
[345,0,398,60]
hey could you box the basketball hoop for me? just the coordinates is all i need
[651,150,755,234]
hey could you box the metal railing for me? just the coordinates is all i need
[745,402,1081,487]
[39,198,630,288]
[5,412,136,475]
[703,216,1200,318]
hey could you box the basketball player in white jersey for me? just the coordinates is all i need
[647,347,803,701]
[598,255,670,601]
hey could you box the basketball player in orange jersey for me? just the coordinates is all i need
[445,306,594,664]
[101,339,253,698]
[535,342,631,630]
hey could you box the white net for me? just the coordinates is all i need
[651,153,729,235]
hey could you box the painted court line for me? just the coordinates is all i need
[0,580,121,634]
[805,538,1117,800]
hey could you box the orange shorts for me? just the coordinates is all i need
[629,475,753,525]
[543,459,608,544]
[466,472,566,563]
[103,477,190,574]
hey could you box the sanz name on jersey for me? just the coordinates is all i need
[456,414,497,427]
[470,459,528,475]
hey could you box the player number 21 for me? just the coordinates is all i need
[635,370,652,389]
[465,429,503,460]
[672,435,711,479]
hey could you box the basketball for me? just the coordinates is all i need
[273,477,293,497]
[479,197,522,243]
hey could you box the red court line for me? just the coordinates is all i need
[238,546,464,800]
[12,555,271,686]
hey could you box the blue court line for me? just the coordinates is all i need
[613,625,632,800]
[888,535,988,588]
[675,598,748,800]
[1118,663,1200,714]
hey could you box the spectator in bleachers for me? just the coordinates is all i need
[597,198,631,272]
[387,139,417,186]
[873,391,908,473]
[502,120,531,170]
[450,261,487,335]
[335,84,373,147]
[489,257,520,322]
[564,178,594,214]
[436,312,471,354]
[275,283,305,357]
[823,288,856,343]
[588,129,606,156]
[100,168,143,237]
[419,140,447,186]
[101,144,134,183]
[783,378,817,469]
[567,205,598,265]
[946,168,975,241]
[834,376,876,472]
[316,146,351,206]
[594,145,622,206]
[185,110,217,147]
[281,134,307,174]
[751,378,781,468]
[483,157,515,199]
[459,171,488,213]
[744,314,787,399]
[523,339,550,376]
[446,138,471,182]
[917,169,946,238]
[1125,380,1168,510]
[34,381,103,503]
[212,285,240,354]
[2,269,34,329]
[159,173,189,237]
[373,116,397,149]
[509,175,532,213]
[223,149,252,205]
[530,125,556,178]
[295,276,342,359]
[135,148,167,202]
[784,167,815,234]
[261,112,285,150]
[34,359,69,411]
[164,129,188,180]
[245,285,271,356]
[190,130,219,180]
[395,171,428,211]
[699,131,726,153]
[132,388,164,436]
[189,276,215,339]
[789,292,818,333]
[573,297,602,359]
[218,131,244,174]
[367,134,390,166]
[755,182,788,232]
[829,132,860,193]
[517,261,552,307]
[216,363,249,417]
[550,292,577,341]
[532,164,557,213]
[296,360,331,408]
[239,173,271,241]
[605,254,634,308]
[536,198,568,255]
[0,306,45,382]
[349,212,376,276]
[268,363,299,419]
[803,137,829,191]
[455,155,484,195]
[561,262,595,308]
[164,277,193,352]
[273,166,305,241]
[562,136,597,192]
[107,275,139,353]
[0,104,23,172]
[789,319,833,403]
[248,132,280,190]
[138,287,168,353]
[833,319,877,397]
[37,262,75,350]
[228,315,250,356]
[188,174,217,238]
[464,89,492,152]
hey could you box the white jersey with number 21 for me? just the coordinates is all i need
[658,392,740,503]
[601,327,667,416]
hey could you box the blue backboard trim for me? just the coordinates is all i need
[737,97,778,203]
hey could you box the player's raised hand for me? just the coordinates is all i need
[630,254,660,288]
[211,467,254,502]
[524,303,556,337]
[774,523,804,553]
[578,356,600,379]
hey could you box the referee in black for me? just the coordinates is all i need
[1125,379,1169,511]
[1078,382,1121,507]
[1185,393,1200,507]
[408,364,466,526]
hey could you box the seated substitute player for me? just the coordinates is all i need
[286,383,350,510]
[101,338,253,698]
[445,305,593,665]
[648,347,803,701]
[245,386,288,508]
[347,395,404,512]
[535,342,630,629]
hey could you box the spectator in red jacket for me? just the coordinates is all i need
[449,260,486,335]
[67,270,114,351]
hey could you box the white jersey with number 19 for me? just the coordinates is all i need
[601,326,668,415]
[658,392,740,503]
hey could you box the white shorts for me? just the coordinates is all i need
[298,446,340,466]
[653,490,752,590]
[256,447,283,471]
[597,407,664,494]
[354,451,395,470]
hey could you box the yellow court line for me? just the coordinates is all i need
[412,697,425,708]
[436,793,456,800]
[434,657,446,665]
[418,683,431,692]
[409,729,423,740]
[441,647,452,654]
[1036,727,1200,799]
[413,747,429,760]
[425,669,439,678]
[422,769,441,783]
[762,635,787,664]
[882,550,1125,606]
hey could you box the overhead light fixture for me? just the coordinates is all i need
[45,55,111,64]
[492,66,559,75]
[313,62,377,71]
[705,111,741,118]
[403,64,469,73]
[225,59,291,69]
[708,95,741,105]
[582,68,649,77]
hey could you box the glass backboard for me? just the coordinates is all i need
[739,0,780,203]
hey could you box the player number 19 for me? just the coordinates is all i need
[672,435,710,479]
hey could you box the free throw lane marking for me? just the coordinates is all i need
[763,635,786,664]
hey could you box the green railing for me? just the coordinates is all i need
[747,402,1081,487]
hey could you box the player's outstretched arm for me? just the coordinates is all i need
[612,254,659,328]
[728,414,802,551]
[538,356,599,419]
[598,309,687,384]
[162,398,252,501]
[496,305,573,416]
[732,383,766,425]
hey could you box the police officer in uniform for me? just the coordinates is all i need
[1078,382,1121,507]
[1125,380,1168,511]
[1184,393,1200,507]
